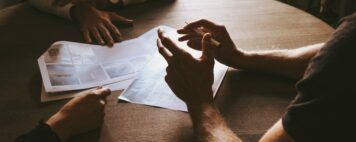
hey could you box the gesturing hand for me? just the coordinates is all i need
[157,29,215,107]
[46,87,111,141]
[71,3,133,46]
[178,19,243,68]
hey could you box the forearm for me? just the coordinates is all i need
[28,0,73,19]
[233,43,324,80]
[187,102,242,142]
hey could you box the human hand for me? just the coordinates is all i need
[46,87,111,141]
[178,19,244,68]
[157,29,215,107]
[71,3,133,46]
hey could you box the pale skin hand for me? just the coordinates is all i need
[46,87,111,141]
[157,29,215,105]
[178,19,243,69]
[71,3,133,47]
[178,19,323,80]
[157,29,242,142]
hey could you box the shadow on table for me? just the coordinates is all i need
[215,69,296,141]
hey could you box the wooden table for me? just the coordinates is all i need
[0,0,334,141]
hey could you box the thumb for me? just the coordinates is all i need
[201,33,215,62]
[110,13,134,25]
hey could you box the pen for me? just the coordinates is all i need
[185,22,221,47]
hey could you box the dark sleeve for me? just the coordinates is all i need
[282,12,356,142]
[15,120,61,142]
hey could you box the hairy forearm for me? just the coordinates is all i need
[233,43,324,80]
[188,103,242,142]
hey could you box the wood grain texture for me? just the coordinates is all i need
[0,0,334,142]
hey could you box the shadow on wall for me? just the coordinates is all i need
[0,0,25,10]
[278,0,356,27]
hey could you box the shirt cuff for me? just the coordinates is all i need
[15,120,61,142]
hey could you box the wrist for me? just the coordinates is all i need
[187,101,214,111]
[47,113,72,141]
[186,90,215,112]
[229,49,250,69]
[187,100,218,119]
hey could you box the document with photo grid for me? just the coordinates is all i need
[38,31,157,93]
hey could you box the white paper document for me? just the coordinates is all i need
[38,31,157,93]
[119,26,228,112]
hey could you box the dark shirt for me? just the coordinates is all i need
[282,12,356,142]
[15,121,60,142]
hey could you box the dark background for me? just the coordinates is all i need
[0,0,24,9]
[1,0,355,27]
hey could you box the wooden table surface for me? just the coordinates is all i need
[0,0,334,141]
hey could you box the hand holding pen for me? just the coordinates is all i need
[177,19,244,68]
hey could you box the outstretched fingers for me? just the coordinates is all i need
[157,29,184,56]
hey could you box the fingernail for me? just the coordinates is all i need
[97,86,103,89]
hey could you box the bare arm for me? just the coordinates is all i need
[235,43,324,79]
[259,120,294,142]
[178,19,324,80]
[188,103,242,142]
